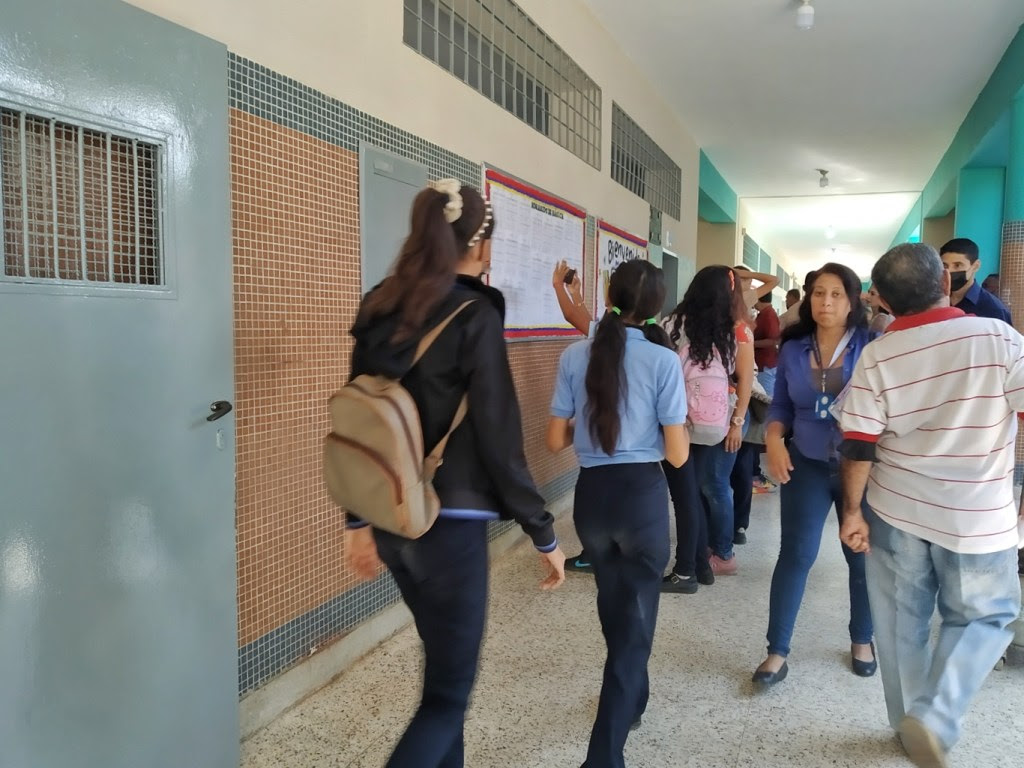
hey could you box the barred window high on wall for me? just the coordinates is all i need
[403,0,602,169]
[1,107,163,288]
[611,103,681,220]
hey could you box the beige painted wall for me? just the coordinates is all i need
[735,200,798,301]
[697,219,736,271]
[124,0,700,267]
[923,210,955,250]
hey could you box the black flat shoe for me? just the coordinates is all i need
[852,642,877,678]
[660,573,698,594]
[752,661,788,687]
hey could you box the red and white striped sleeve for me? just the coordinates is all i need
[1004,330,1024,415]
[839,352,886,444]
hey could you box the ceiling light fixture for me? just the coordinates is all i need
[825,225,836,240]
[817,168,830,188]
[796,0,815,31]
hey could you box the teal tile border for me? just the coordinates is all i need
[228,53,480,187]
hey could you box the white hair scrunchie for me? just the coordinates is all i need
[429,178,464,223]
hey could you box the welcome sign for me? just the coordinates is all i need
[597,220,649,310]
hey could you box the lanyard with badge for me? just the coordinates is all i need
[811,329,854,420]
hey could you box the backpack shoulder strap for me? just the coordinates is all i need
[414,299,476,477]
[412,300,476,367]
[423,394,468,480]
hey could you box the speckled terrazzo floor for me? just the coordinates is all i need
[240,493,1024,767]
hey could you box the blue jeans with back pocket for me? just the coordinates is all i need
[864,506,1020,749]
[373,518,489,768]
[691,415,749,559]
[574,462,670,768]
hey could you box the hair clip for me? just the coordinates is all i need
[468,199,493,248]
[611,307,622,315]
[428,179,464,223]
[645,317,658,325]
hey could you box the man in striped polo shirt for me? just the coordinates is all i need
[838,243,1023,768]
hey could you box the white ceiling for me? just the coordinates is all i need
[581,0,1024,277]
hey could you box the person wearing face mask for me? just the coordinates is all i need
[939,238,1012,324]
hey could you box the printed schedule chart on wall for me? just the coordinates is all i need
[485,168,586,338]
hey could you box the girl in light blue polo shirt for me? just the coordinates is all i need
[547,259,688,768]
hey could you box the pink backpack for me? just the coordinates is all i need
[677,334,734,446]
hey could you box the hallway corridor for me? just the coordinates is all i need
[240,495,1024,768]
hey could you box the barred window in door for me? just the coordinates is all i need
[1,107,163,287]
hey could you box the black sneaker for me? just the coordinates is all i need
[696,565,715,586]
[565,553,594,574]
[660,572,698,594]
[734,528,748,545]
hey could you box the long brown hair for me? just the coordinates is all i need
[585,260,671,455]
[667,265,746,367]
[359,184,488,341]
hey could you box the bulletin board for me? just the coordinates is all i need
[596,220,649,315]
[485,168,587,339]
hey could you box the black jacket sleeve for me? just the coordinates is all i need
[460,305,557,551]
[839,438,877,462]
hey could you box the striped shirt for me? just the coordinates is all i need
[839,307,1024,554]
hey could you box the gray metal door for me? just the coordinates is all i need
[662,251,679,315]
[0,2,237,767]
[360,144,428,292]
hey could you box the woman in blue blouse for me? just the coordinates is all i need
[548,259,689,768]
[752,263,876,687]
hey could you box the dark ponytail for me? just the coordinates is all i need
[584,260,669,455]
[359,183,488,342]
[585,312,628,454]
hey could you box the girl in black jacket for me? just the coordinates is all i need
[345,180,565,768]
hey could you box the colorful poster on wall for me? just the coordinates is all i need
[485,168,587,338]
[597,220,649,311]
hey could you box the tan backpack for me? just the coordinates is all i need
[324,301,474,538]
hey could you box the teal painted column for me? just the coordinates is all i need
[954,167,1005,279]
[1007,92,1024,220]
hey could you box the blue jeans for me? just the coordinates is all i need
[756,368,777,400]
[373,518,489,768]
[766,446,873,657]
[691,436,743,560]
[574,463,670,768]
[865,507,1020,750]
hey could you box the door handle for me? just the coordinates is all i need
[207,400,233,422]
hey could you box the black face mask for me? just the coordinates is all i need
[949,271,969,292]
